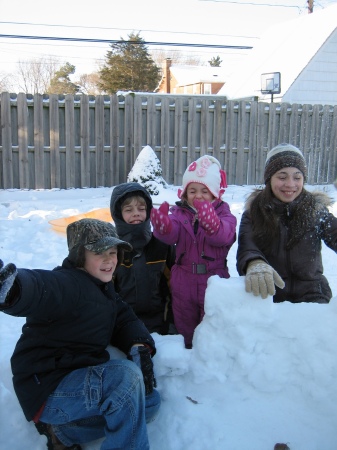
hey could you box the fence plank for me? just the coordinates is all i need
[33,94,44,189]
[174,97,184,186]
[225,100,237,185]
[95,95,104,187]
[212,99,223,164]
[80,95,90,187]
[319,105,331,184]
[236,101,248,185]
[1,93,13,188]
[133,95,143,160]
[328,106,337,183]
[200,99,208,158]
[299,104,312,174]
[187,98,197,166]
[17,93,29,189]
[255,102,268,184]
[124,95,134,180]
[309,105,323,184]
[147,95,156,152]
[247,101,258,185]
[110,94,120,184]
[65,94,75,188]
[161,96,171,182]
[49,94,60,188]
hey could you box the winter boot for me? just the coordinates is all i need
[35,422,82,450]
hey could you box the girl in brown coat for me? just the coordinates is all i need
[237,143,337,303]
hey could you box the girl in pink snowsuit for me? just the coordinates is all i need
[151,156,237,348]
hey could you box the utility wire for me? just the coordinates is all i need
[0,20,259,40]
[0,34,253,50]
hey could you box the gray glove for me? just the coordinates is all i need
[245,259,285,299]
[0,259,18,305]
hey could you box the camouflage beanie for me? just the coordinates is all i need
[67,218,132,266]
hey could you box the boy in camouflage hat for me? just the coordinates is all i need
[0,218,160,450]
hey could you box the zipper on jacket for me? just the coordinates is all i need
[201,252,215,261]
[176,252,186,265]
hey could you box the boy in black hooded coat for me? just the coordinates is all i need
[110,182,176,334]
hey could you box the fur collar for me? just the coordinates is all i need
[244,188,333,212]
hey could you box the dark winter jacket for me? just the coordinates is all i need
[110,183,175,333]
[0,258,155,421]
[237,189,337,303]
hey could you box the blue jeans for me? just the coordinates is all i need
[39,359,161,450]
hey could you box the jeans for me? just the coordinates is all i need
[39,359,161,450]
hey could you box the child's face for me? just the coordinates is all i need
[121,198,147,224]
[270,167,304,203]
[83,247,118,282]
[186,182,215,207]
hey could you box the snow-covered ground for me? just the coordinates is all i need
[1,182,337,450]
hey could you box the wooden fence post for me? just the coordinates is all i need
[1,93,13,188]
[33,94,44,189]
[49,94,61,188]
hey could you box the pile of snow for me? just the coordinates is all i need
[127,145,168,195]
[1,183,337,449]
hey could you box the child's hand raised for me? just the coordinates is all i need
[193,200,220,235]
[150,202,172,235]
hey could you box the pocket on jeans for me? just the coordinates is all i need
[85,366,104,409]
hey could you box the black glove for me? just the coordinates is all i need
[0,259,18,305]
[127,345,157,395]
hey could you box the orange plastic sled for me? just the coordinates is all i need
[49,208,113,233]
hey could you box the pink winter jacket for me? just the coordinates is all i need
[153,200,237,277]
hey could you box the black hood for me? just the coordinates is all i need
[110,182,153,249]
[110,182,153,220]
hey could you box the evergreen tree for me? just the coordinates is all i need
[208,56,222,67]
[99,33,160,93]
[47,62,80,95]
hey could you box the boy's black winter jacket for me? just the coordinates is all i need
[1,258,155,421]
[110,183,175,333]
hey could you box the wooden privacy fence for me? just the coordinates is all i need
[1,91,337,190]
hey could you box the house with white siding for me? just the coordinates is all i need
[218,3,337,106]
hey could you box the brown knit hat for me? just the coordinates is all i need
[264,143,307,183]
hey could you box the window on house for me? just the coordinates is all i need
[204,84,212,95]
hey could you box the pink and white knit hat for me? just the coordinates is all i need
[178,155,227,199]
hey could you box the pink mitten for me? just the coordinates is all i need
[150,202,172,235]
[193,200,220,235]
